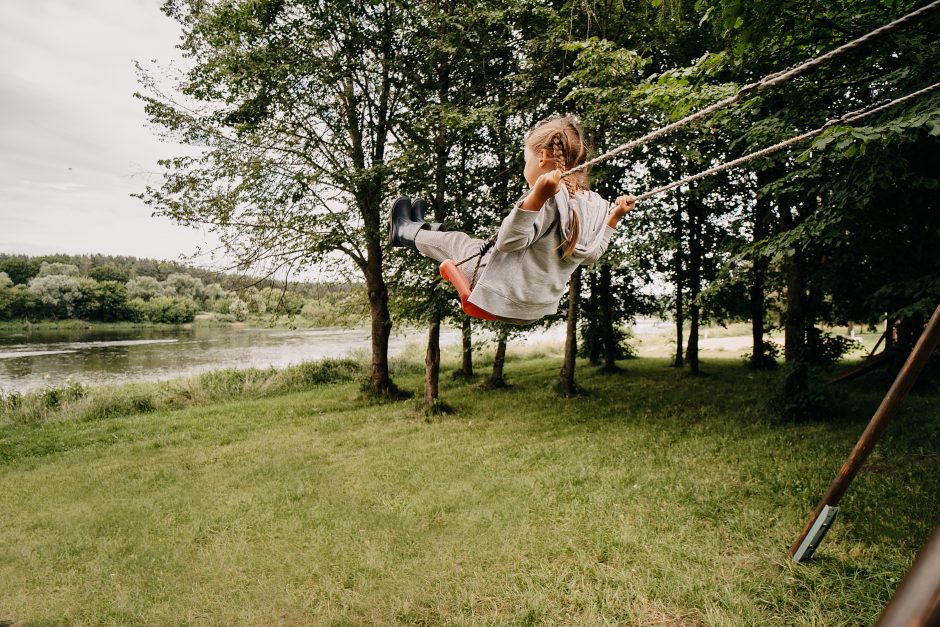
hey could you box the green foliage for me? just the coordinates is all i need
[0,254,362,327]
[741,339,780,370]
[0,358,362,426]
[265,289,305,316]
[126,276,164,302]
[37,262,80,278]
[38,378,88,411]
[87,265,129,284]
[163,273,206,306]
[76,279,131,323]
[228,297,249,322]
[578,324,637,361]
[0,258,40,285]
[27,275,83,319]
[139,296,198,324]
[804,328,862,366]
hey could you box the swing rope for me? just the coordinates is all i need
[561,0,940,179]
[633,81,940,201]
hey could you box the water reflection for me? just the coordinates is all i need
[0,325,462,393]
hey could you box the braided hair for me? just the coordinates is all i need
[524,115,590,258]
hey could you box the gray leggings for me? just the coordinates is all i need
[416,229,536,326]
[414,230,493,284]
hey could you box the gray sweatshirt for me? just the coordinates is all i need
[468,187,615,322]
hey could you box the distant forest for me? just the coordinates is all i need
[0,253,366,326]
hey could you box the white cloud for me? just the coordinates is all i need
[0,0,216,262]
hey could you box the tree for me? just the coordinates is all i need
[0,273,13,319]
[77,279,130,322]
[138,0,414,396]
[27,275,83,319]
[558,267,582,396]
[229,297,249,322]
[0,258,40,286]
[126,276,163,301]
[164,273,206,306]
[37,262,80,278]
[88,265,129,284]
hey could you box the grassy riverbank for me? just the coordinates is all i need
[1,356,937,625]
[0,317,359,332]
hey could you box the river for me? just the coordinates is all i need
[0,324,455,393]
[0,318,675,394]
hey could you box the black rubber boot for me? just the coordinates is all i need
[389,197,429,249]
[411,197,447,232]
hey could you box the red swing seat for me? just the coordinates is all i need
[439,260,497,321]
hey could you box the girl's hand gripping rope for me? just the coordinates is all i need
[521,168,563,212]
[607,194,636,228]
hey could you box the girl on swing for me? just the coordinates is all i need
[389,115,636,325]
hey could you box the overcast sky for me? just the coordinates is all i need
[0,0,218,263]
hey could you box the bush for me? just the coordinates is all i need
[27,275,83,319]
[804,328,861,365]
[283,359,362,387]
[213,296,233,314]
[77,279,130,322]
[578,324,637,362]
[0,258,40,285]
[39,378,87,410]
[126,276,164,301]
[143,296,198,324]
[88,265,128,284]
[126,298,149,322]
[742,340,781,369]
[0,284,37,320]
[164,273,205,305]
[229,297,249,322]
[267,289,306,316]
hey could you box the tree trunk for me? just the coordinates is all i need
[784,248,806,362]
[600,263,620,373]
[586,270,602,366]
[686,197,701,375]
[779,197,806,363]
[488,327,508,388]
[423,316,441,408]
[459,317,473,378]
[777,199,810,404]
[673,203,685,368]
[422,11,452,410]
[559,267,581,396]
[750,190,771,368]
[687,309,700,375]
[365,252,395,396]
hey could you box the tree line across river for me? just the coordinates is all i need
[0,254,366,326]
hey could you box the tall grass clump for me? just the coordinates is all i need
[0,358,363,427]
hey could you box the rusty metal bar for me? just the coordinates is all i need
[875,525,940,627]
[789,302,940,561]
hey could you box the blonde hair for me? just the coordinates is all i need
[525,115,590,258]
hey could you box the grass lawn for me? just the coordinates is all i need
[1,355,937,625]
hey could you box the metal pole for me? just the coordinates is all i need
[875,525,940,627]
[789,302,940,561]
